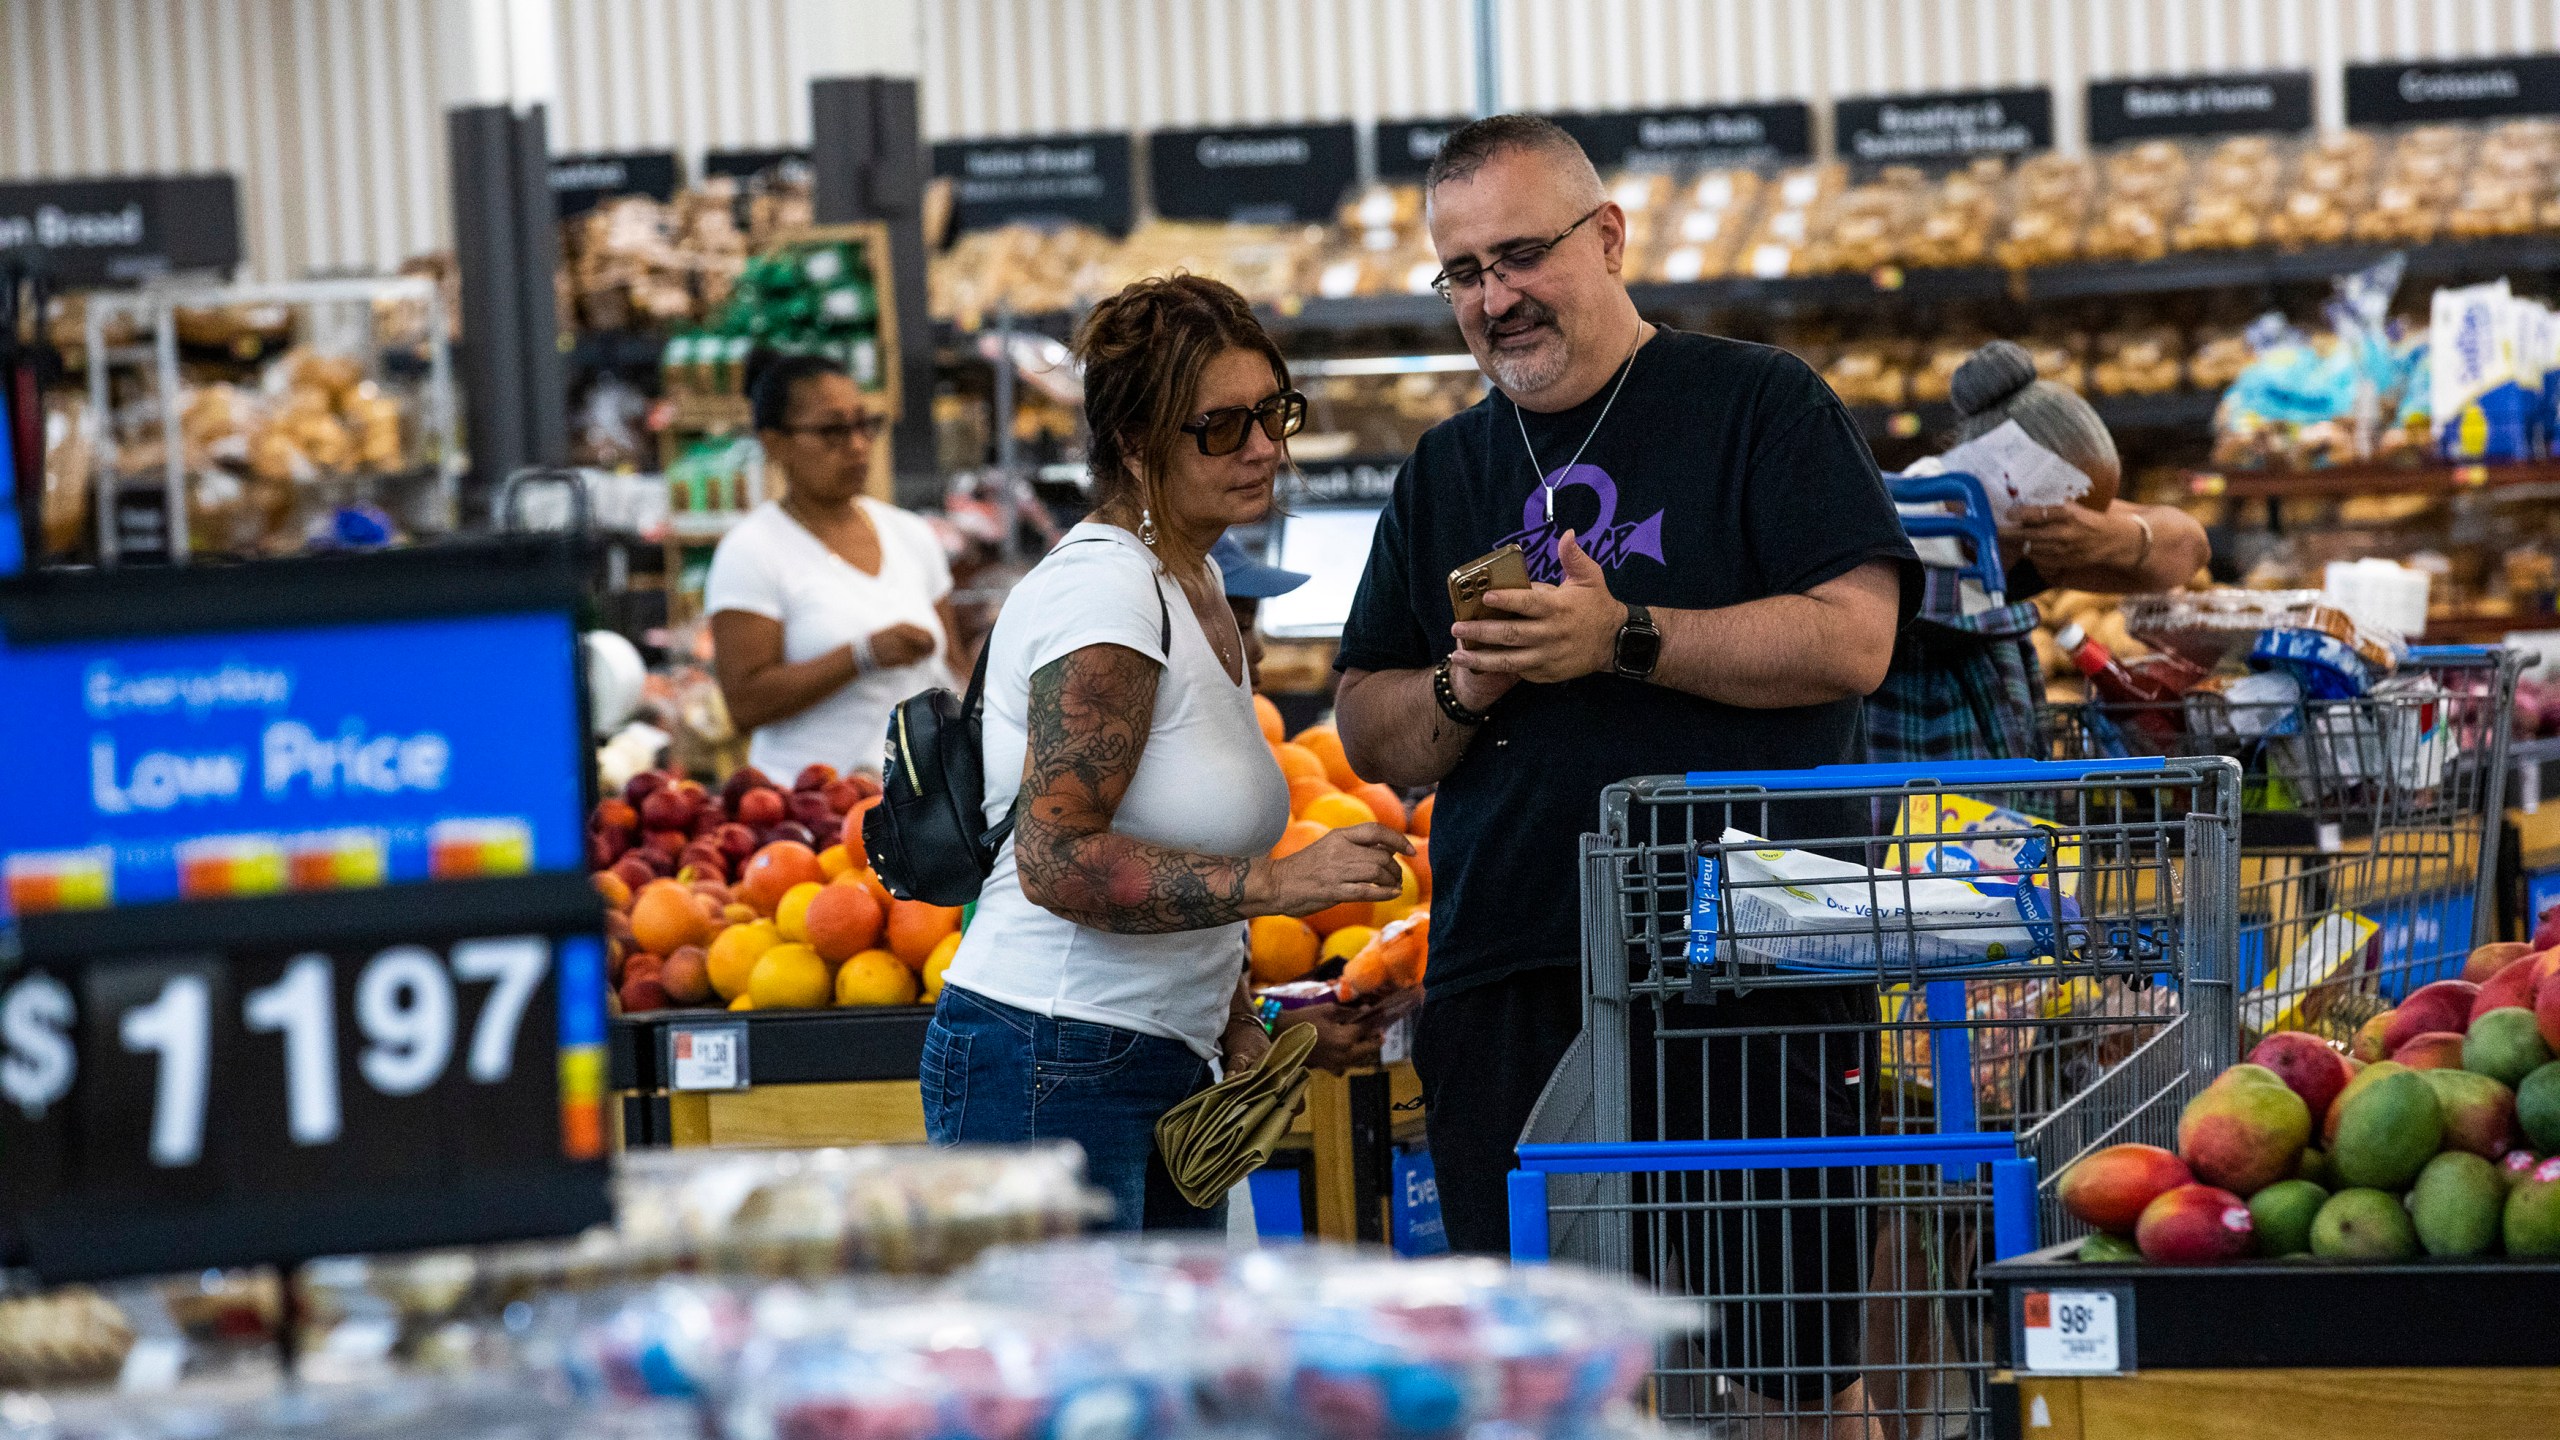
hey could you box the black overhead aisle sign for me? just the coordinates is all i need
[2346,54,2560,124]
[2087,70,2315,143]
[702,148,812,180]
[1149,123,1359,225]
[1835,88,2054,169]
[931,133,1136,235]
[1376,118,1469,180]
[1555,104,1816,170]
[0,176,240,286]
[549,151,681,219]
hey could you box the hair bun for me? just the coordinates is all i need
[1949,339,2039,419]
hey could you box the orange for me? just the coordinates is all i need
[835,949,920,1006]
[920,932,962,1000]
[1273,820,1328,860]
[747,942,831,1009]
[592,871,632,910]
[729,993,755,1011]
[887,899,963,967]
[1252,693,1285,744]
[1274,743,1326,786]
[1351,782,1406,832]
[1301,791,1378,831]
[706,919,781,1000]
[631,880,713,957]
[1320,924,1378,967]
[1248,915,1321,985]
[1410,835,1431,896]
[805,881,886,961]
[1288,775,1340,816]
[775,881,826,943]
[1293,725,1359,788]
[1306,899,1374,936]
[818,844,853,880]
[840,795,880,867]
[1409,793,1434,837]
[739,841,824,913]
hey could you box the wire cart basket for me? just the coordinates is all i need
[2043,644,2524,1054]
[1512,756,2243,1438]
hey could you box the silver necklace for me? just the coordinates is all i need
[1516,330,1643,523]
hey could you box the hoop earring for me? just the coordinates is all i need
[1138,507,1157,547]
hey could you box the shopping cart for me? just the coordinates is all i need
[2043,644,2525,1050]
[1514,756,2242,1437]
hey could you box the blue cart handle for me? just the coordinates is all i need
[2405,644,2499,661]
[1681,756,2170,792]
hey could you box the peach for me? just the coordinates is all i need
[660,946,712,1006]
[735,788,787,828]
[624,771,671,805]
[639,788,693,832]
[721,766,776,808]
[821,778,864,814]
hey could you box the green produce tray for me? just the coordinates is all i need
[1984,1240,2560,1370]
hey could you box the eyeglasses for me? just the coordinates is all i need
[1429,204,1606,303]
[1180,390,1307,456]
[776,415,888,445]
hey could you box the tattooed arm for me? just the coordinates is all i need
[1014,643,1410,935]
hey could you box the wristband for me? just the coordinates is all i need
[853,632,877,674]
[1434,658,1494,727]
[2128,512,2155,573]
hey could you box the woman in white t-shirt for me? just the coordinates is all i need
[924,276,1411,1230]
[705,355,957,785]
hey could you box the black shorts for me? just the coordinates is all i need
[1414,966,1877,1403]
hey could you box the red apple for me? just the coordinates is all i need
[588,831,626,869]
[820,778,863,815]
[624,770,672,805]
[675,778,711,809]
[645,828,691,861]
[769,820,817,850]
[619,973,670,1014]
[794,764,839,793]
[847,772,883,802]
[788,790,837,831]
[611,854,657,893]
[735,787,787,828]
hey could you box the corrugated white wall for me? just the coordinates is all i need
[5,0,2559,281]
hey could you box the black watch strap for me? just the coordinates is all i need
[1614,602,1662,680]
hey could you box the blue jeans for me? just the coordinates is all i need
[920,984,1225,1232]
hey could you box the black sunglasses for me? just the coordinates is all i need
[776,415,888,445]
[1180,390,1307,456]
[1430,204,1606,302]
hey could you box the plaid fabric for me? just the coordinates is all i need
[1867,600,2048,766]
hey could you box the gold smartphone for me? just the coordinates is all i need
[1448,544,1531,623]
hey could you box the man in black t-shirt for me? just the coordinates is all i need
[1335,117,1917,1423]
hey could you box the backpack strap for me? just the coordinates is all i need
[973,532,1176,853]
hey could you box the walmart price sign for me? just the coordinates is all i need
[0,565,609,1282]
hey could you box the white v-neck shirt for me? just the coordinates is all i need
[704,498,955,782]
[942,524,1292,1059]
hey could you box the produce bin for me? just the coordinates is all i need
[1983,1241,2560,1439]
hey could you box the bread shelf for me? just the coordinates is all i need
[2185,460,2560,499]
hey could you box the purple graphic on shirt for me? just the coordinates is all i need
[1493,463,1666,583]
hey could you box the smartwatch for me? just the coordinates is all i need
[1613,603,1662,680]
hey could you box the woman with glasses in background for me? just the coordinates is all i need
[923,274,1412,1230]
[706,353,959,783]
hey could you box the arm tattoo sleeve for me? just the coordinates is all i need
[1013,645,1255,934]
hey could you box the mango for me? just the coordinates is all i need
[2247,1178,2328,1258]
[2330,1069,2444,1190]
[2464,1007,2553,1088]
[2410,1151,2506,1257]
[2419,1067,2517,1160]
[2352,1010,2395,1063]
[2502,1149,2544,1189]
[2178,1071,2311,1196]
[2297,1146,2335,1187]
[2383,980,2479,1052]
[2539,967,2560,1053]
[2077,1231,2141,1263]
[2391,1031,2466,1070]
[2323,1060,2413,1147]
[2517,1060,2560,1153]
[2502,1158,2560,1257]
[2462,941,2533,985]
[2310,1187,2419,1260]
[2135,1183,2255,1264]
[2246,1033,2353,1128]
[2472,958,2542,1020]
[2057,1143,2193,1236]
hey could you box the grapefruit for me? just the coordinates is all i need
[706,919,781,1000]
[747,942,831,1009]
[1302,791,1378,831]
[1293,725,1359,788]
[1320,924,1379,967]
[805,881,886,961]
[1351,782,1406,832]
[1252,693,1285,744]
[836,949,920,1006]
[775,881,826,943]
[631,880,714,956]
[1409,793,1434,837]
[1249,915,1320,984]
[739,841,825,914]
[887,900,963,967]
